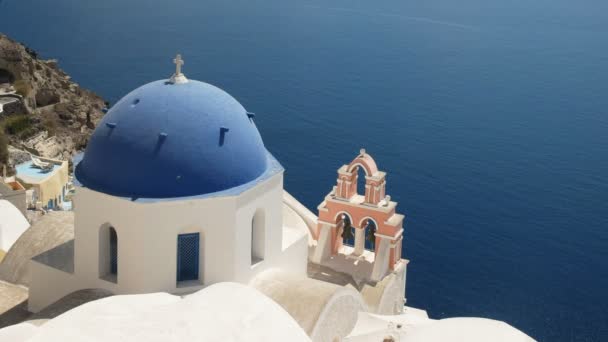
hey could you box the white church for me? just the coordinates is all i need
[5,56,534,342]
[28,54,309,309]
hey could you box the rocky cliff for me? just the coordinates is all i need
[0,33,106,172]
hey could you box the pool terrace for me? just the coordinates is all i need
[15,160,62,184]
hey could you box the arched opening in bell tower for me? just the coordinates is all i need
[362,218,377,251]
[355,166,367,199]
[337,212,354,246]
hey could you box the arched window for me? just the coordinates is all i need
[110,228,117,275]
[251,210,265,265]
[338,213,354,246]
[362,218,377,251]
[356,166,367,197]
[99,224,118,282]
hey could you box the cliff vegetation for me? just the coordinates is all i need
[0,33,106,175]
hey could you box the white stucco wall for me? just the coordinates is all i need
[232,174,307,283]
[28,260,78,312]
[29,171,307,311]
[375,263,407,314]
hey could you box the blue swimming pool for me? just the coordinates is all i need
[15,161,60,182]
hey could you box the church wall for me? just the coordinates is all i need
[28,260,78,312]
[136,194,237,293]
[233,172,297,283]
[73,186,242,295]
[274,227,308,275]
[73,187,148,293]
[41,170,305,308]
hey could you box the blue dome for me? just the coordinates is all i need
[75,79,268,199]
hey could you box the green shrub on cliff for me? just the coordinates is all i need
[13,80,31,97]
[43,116,57,137]
[3,115,32,135]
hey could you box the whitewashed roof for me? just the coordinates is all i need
[0,200,29,251]
[2,283,311,342]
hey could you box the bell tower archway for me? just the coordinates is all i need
[334,149,387,206]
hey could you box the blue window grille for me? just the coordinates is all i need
[177,233,200,282]
[109,228,118,275]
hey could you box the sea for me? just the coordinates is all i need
[1,0,607,340]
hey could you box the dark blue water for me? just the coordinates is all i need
[2,0,607,340]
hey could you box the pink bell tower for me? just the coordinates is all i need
[313,149,405,281]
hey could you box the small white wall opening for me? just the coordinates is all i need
[251,209,265,265]
[99,223,118,283]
